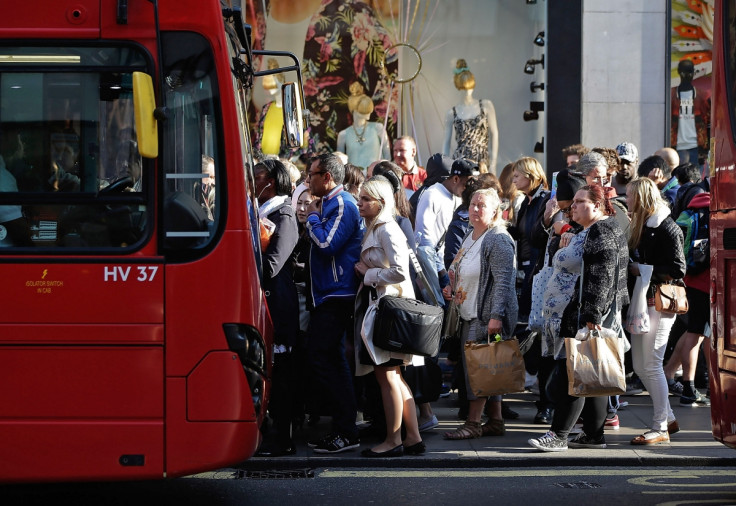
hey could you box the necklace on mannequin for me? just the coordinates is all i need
[352,123,367,144]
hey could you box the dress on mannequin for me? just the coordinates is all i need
[452,100,490,168]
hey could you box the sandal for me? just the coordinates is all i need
[443,421,482,440]
[481,418,505,437]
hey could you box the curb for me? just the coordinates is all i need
[237,455,736,470]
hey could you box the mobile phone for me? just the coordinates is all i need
[550,171,559,198]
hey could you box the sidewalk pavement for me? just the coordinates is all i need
[239,389,736,470]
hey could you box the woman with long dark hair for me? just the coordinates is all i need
[252,158,299,457]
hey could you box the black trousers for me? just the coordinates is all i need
[547,359,607,439]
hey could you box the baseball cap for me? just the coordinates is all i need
[616,142,638,163]
[451,159,475,177]
[425,153,453,182]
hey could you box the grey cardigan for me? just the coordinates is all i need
[471,225,519,340]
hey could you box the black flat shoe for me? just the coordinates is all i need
[361,445,404,458]
[403,441,426,455]
[254,445,297,457]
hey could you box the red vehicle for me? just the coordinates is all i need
[0,0,303,481]
[708,0,736,450]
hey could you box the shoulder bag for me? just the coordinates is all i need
[654,281,688,315]
[373,293,444,357]
[372,249,444,357]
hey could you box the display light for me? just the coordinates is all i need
[523,101,544,121]
[524,54,544,74]
[530,81,545,92]
[534,137,544,153]
[534,31,545,47]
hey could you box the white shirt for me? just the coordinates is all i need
[453,230,488,321]
[413,182,460,259]
[677,89,698,150]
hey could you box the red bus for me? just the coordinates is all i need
[709,0,736,450]
[0,0,303,481]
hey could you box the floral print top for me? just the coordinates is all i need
[247,0,399,154]
[541,228,589,360]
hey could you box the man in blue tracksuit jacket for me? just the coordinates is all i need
[304,153,364,453]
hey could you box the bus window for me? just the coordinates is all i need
[160,32,222,251]
[0,46,150,249]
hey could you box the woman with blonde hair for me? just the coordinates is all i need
[442,188,518,439]
[509,156,553,424]
[499,162,523,223]
[353,176,424,457]
[626,178,685,445]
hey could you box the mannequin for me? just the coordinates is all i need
[443,59,498,173]
[670,58,710,166]
[336,82,390,170]
[258,59,285,156]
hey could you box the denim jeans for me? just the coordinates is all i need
[307,298,358,438]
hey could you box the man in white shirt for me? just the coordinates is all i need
[414,159,473,305]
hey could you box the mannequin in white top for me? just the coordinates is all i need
[336,82,390,170]
[443,60,498,173]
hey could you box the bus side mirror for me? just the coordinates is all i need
[282,82,305,149]
[132,71,158,158]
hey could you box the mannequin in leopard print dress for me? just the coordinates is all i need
[443,59,498,173]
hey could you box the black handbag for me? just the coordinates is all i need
[373,295,444,357]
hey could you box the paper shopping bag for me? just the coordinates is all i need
[464,338,525,397]
[565,332,626,397]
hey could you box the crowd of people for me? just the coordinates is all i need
[252,135,712,457]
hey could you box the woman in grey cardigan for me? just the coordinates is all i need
[442,188,518,439]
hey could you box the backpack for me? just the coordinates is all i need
[675,192,710,275]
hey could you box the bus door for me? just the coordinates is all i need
[0,44,166,481]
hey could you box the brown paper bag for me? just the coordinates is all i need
[464,338,525,397]
[565,334,626,397]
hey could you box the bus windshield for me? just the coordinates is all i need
[0,45,149,249]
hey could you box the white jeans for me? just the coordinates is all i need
[631,307,676,431]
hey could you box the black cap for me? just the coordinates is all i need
[451,159,475,177]
[425,153,454,181]
[555,169,586,201]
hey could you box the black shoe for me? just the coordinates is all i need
[534,408,553,425]
[403,441,426,455]
[313,433,360,454]
[254,443,296,457]
[502,403,519,420]
[307,433,333,448]
[361,444,403,458]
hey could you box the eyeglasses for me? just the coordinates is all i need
[560,205,572,215]
[306,171,327,179]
